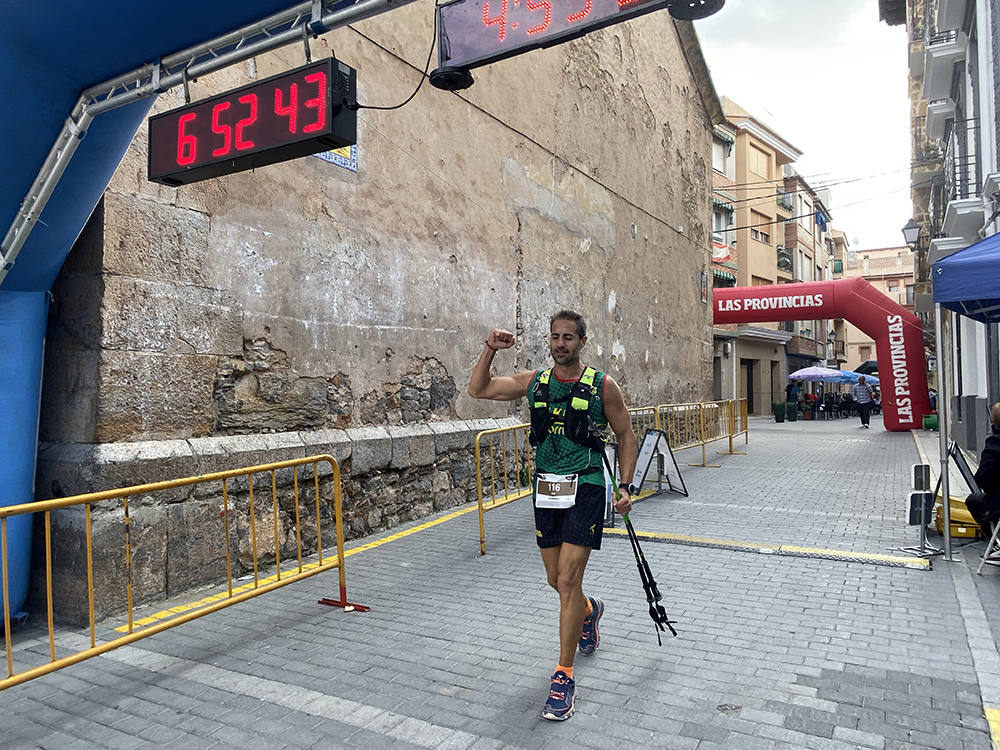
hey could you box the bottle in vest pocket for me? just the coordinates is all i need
[535,473,578,509]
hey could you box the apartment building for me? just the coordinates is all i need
[711,100,802,411]
[780,168,839,372]
[841,245,916,372]
[880,0,1000,449]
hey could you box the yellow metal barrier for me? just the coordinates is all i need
[473,399,752,550]
[0,455,359,691]
[629,406,660,436]
[475,423,532,554]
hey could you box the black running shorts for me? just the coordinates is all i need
[534,482,606,550]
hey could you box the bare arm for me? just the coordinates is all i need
[602,375,637,513]
[467,328,534,401]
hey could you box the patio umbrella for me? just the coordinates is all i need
[834,369,880,386]
[787,366,854,383]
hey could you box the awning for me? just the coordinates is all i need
[932,231,1000,322]
[712,268,736,282]
[712,196,734,212]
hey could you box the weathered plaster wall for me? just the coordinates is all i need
[35,7,716,620]
[41,9,714,444]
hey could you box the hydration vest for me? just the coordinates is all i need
[528,367,606,452]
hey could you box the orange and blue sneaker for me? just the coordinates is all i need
[541,670,576,721]
[578,596,604,656]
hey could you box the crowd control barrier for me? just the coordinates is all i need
[474,423,532,554]
[475,399,750,551]
[0,455,361,691]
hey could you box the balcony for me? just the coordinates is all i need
[926,98,955,142]
[776,245,793,274]
[923,29,967,101]
[924,29,969,102]
[776,195,794,213]
[928,235,968,264]
[942,118,984,241]
[936,0,967,34]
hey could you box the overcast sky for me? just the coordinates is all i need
[695,0,911,251]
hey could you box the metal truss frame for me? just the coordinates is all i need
[0,0,420,287]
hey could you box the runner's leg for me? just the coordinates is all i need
[553,542,591,667]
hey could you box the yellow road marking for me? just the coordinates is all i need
[604,527,929,568]
[985,706,1000,749]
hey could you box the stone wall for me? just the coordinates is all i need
[40,12,717,445]
[33,418,516,625]
[33,10,719,620]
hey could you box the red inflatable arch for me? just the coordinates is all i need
[713,278,930,431]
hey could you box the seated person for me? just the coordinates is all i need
[841,392,855,417]
[966,402,1000,537]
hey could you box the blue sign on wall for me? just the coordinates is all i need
[314,144,358,173]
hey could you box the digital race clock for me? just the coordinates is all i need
[148,57,357,186]
[432,0,724,87]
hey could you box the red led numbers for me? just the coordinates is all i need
[302,72,327,133]
[566,0,592,23]
[149,57,355,185]
[176,113,197,165]
[211,102,232,157]
[274,84,298,133]
[482,0,508,41]
[526,0,552,35]
[234,94,257,151]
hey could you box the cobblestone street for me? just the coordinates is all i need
[3,416,999,749]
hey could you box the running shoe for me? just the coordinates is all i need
[541,670,576,721]
[578,596,604,656]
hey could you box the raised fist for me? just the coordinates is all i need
[487,328,515,350]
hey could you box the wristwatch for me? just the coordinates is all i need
[622,483,638,496]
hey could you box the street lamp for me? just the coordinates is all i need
[901,218,922,249]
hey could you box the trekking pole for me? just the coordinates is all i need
[600,452,678,645]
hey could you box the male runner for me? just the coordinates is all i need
[467,310,637,721]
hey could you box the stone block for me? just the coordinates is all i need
[102,192,210,285]
[166,498,231,597]
[36,439,196,501]
[39,347,100,444]
[95,350,217,442]
[345,426,391,474]
[429,420,475,453]
[388,424,436,469]
[41,499,168,626]
[101,276,243,356]
[187,432,307,496]
[300,429,352,476]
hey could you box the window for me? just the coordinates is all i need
[859,345,872,361]
[906,284,915,305]
[749,210,770,244]
[748,144,770,178]
[751,275,772,286]
[713,208,731,243]
[833,259,843,273]
[712,138,728,173]
[888,281,900,292]
[798,195,812,229]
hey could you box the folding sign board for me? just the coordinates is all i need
[908,491,933,526]
[633,430,687,497]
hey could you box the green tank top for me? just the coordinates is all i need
[528,368,609,487]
